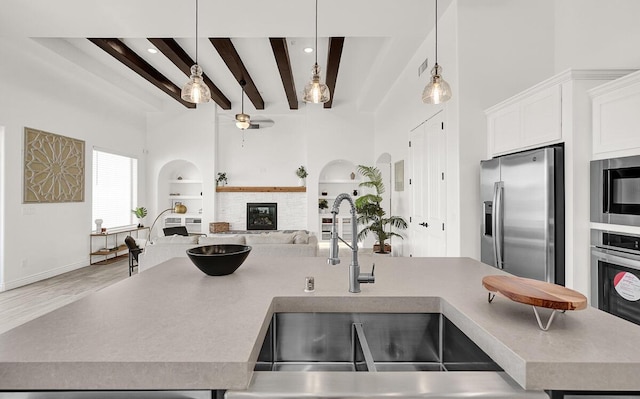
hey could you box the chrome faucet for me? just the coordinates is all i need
[327,193,375,293]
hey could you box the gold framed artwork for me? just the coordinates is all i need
[23,127,85,203]
[394,160,404,191]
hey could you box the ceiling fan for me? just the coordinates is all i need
[219,115,275,130]
[245,118,275,130]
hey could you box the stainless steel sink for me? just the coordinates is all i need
[226,313,548,399]
[254,313,502,372]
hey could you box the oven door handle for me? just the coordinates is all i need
[592,248,640,272]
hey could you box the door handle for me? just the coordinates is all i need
[419,222,428,227]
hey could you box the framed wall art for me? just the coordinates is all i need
[23,127,85,203]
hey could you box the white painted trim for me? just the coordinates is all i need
[588,69,640,98]
[0,126,4,290]
[2,259,90,292]
[485,69,637,114]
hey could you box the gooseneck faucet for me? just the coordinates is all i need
[328,193,375,293]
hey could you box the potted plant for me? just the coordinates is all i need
[355,165,407,254]
[318,199,329,214]
[296,166,308,186]
[216,172,228,187]
[132,207,147,228]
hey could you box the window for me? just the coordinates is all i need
[92,149,138,230]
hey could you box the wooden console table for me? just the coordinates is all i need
[90,226,149,265]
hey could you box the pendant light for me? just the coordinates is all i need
[235,80,251,130]
[181,0,211,104]
[302,0,330,104]
[422,0,452,104]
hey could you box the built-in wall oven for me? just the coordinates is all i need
[591,154,640,226]
[591,229,640,326]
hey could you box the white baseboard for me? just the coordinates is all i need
[1,259,89,291]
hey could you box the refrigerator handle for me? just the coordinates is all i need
[493,181,504,269]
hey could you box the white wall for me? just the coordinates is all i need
[374,0,556,259]
[0,38,147,290]
[146,104,217,238]
[216,103,375,237]
[0,126,5,287]
[554,0,640,73]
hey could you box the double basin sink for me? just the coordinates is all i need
[225,312,548,399]
[255,312,501,372]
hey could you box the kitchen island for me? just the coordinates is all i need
[0,255,639,393]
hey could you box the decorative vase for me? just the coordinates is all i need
[350,172,356,180]
[137,219,144,228]
[95,219,103,234]
[298,178,306,187]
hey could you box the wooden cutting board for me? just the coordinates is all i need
[482,275,587,311]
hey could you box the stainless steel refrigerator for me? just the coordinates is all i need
[480,145,565,285]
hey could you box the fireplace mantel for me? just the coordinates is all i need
[216,186,306,193]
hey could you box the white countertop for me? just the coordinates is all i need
[0,255,638,391]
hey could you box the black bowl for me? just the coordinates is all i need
[186,244,252,276]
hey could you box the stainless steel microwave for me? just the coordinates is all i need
[591,155,640,226]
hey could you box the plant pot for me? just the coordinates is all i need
[373,243,391,254]
[298,178,306,187]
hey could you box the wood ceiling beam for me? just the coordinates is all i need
[147,38,231,110]
[88,38,195,109]
[269,38,298,110]
[209,38,265,110]
[323,37,345,109]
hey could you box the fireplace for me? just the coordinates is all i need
[247,203,277,230]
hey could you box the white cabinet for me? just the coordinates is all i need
[320,216,353,242]
[165,179,203,234]
[487,83,562,157]
[164,214,202,234]
[591,70,640,158]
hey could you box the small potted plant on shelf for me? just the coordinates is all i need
[318,199,329,214]
[132,207,147,228]
[216,172,228,187]
[296,166,308,187]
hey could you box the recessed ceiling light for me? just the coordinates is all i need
[303,47,314,54]
[147,48,158,54]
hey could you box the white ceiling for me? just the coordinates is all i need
[0,0,444,115]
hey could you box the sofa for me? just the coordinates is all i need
[138,230,318,272]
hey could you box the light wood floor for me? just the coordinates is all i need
[0,259,131,334]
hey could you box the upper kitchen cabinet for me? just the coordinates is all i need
[487,85,561,157]
[590,70,640,159]
[485,70,636,159]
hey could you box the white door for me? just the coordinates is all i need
[409,115,447,257]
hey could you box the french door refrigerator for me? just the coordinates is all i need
[480,145,565,285]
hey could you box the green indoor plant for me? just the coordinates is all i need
[132,206,147,228]
[216,172,228,186]
[296,166,308,186]
[318,199,329,213]
[355,165,407,254]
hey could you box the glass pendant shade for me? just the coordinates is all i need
[422,64,452,104]
[303,64,330,103]
[235,113,251,130]
[182,64,211,104]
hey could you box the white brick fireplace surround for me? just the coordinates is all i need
[216,192,308,231]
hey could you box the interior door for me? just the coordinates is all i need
[410,115,447,257]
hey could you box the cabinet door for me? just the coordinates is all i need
[488,103,520,156]
[593,80,640,156]
[520,85,562,148]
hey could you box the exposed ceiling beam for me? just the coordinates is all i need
[147,38,231,110]
[269,38,298,110]
[209,38,265,110]
[88,38,195,109]
[323,37,345,109]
